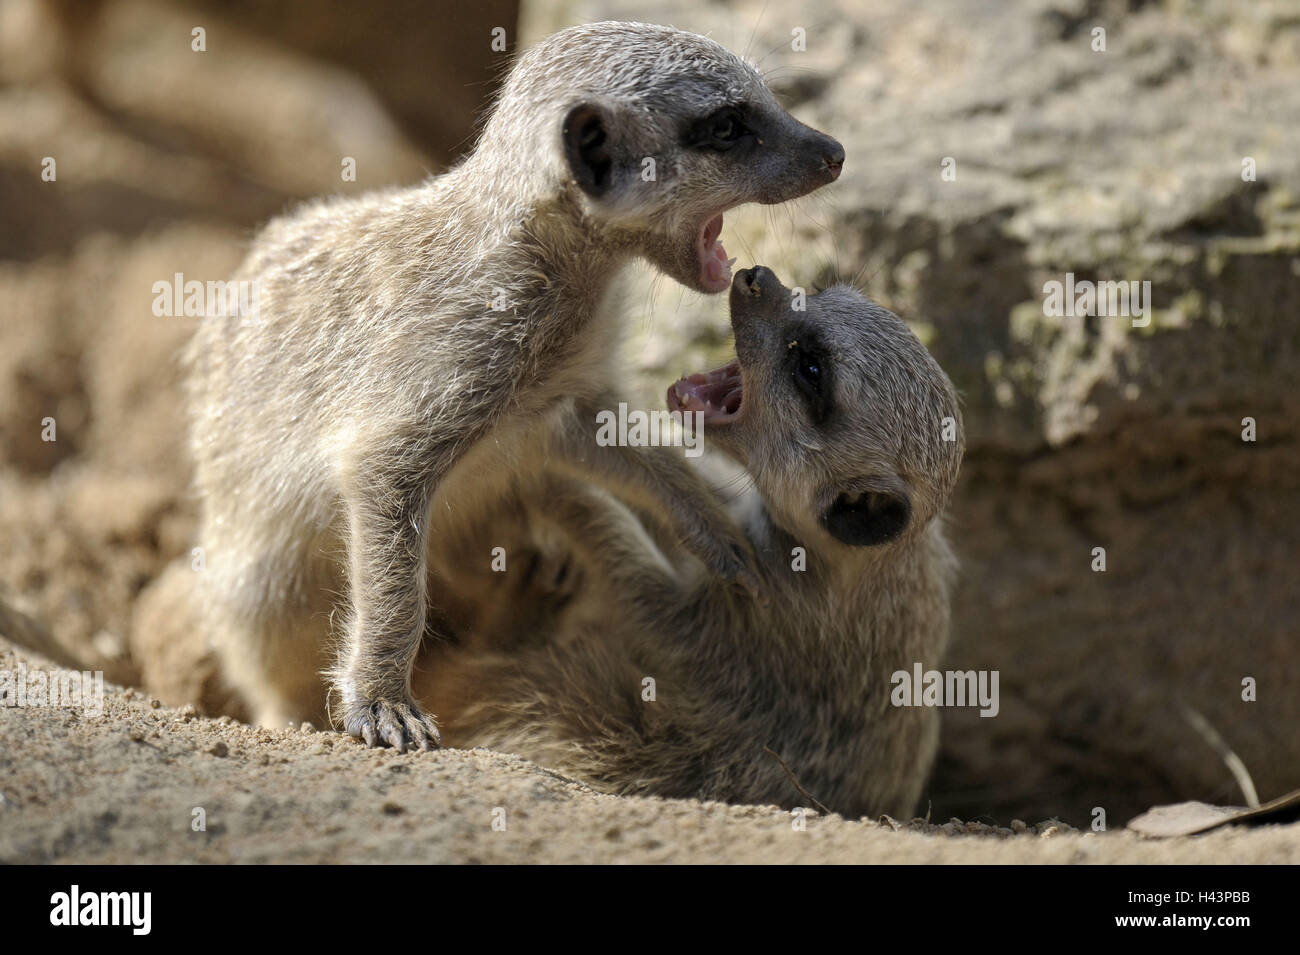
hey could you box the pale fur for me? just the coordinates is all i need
[183,22,843,747]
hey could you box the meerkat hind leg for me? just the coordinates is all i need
[219,610,331,729]
[206,557,334,729]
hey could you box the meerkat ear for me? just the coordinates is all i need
[822,488,911,547]
[563,102,617,198]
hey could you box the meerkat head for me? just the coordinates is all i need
[668,266,964,553]
[480,22,844,293]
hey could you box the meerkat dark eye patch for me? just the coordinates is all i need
[563,103,615,197]
[823,489,911,547]
[784,328,832,424]
[685,106,752,152]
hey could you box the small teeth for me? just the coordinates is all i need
[726,257,737,268]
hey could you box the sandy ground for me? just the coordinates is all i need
[2,641,1295,864]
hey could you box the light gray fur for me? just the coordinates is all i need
[184,22,843,749]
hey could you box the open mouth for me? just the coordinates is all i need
[697,213,736,292]
[667,359,743,425]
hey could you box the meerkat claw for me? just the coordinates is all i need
[348,699,441,753]
[722,544,767,605]
[377,708,406,753]
[702,537,761,596]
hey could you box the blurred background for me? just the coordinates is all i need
[1,0,1297,826]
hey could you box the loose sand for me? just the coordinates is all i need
[2,640,1295,864]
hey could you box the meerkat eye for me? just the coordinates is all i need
[691,107,749,151]
[795,349,822,394]
[786,337,831,424]
[712,113,740,142]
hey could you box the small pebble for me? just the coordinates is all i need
[209,741,229,757]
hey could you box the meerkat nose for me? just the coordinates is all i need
[824,142,845,180]
[744,265,772,293]
[813,133,845,179]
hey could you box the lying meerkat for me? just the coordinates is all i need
[184,22,844,749]
[414,266,965,818]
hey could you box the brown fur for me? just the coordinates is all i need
[416,268,964,818]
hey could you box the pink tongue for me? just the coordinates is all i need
[699,213,730,291]
[704,240,730,285]
[671,363,742,417]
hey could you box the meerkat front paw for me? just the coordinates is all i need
[343,695,442,753]
[720,539,767,603]
[516,546,583,609]
[684,522,764,601]
[482,546,586,649]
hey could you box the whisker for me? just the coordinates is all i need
[743,0,772,62]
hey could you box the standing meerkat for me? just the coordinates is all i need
[415,266,965,818]
[185,22,844,750]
